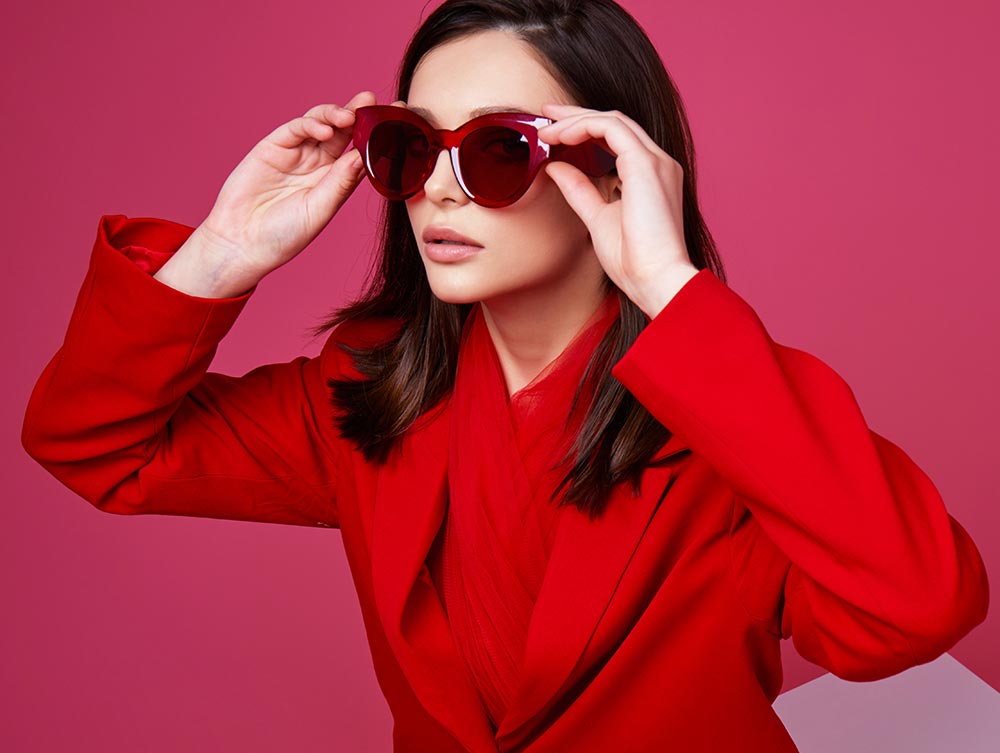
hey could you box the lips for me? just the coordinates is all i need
[422,225,483,247]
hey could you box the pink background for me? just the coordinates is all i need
[4,0,997,750]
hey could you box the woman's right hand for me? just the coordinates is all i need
[176,90,403,294]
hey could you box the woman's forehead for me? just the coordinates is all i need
[407,31,568,123]
[404,103,536,127]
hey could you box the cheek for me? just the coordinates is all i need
[506,172,591,252]
[536,166,590,220]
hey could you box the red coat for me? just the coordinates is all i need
[22,214,990,752]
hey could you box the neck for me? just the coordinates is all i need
[479,272,611,398]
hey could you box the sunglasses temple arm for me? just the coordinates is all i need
[551,142,617,177]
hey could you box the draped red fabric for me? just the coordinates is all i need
[427,287,621,730]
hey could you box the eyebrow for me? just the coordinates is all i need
[406,104,531,126]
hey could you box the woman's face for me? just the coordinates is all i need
[404,30,613,307]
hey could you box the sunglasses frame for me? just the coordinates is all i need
[350,105,617,208]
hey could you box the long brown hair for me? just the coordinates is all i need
[312,0,726,519]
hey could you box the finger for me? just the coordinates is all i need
[540,104,661,154]
[272,92,378,152]
[539,104,655,149]
[540,113,656,179]
[302,104,362,157]
[303,90,377,127]
[540,111,654,159]
[313,147,365,195]
[307,145,368,220]
[269,115,335,150]
[303,103,356,127]
[343,90,377,111]
[542,160,608,228]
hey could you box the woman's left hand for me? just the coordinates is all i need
[538,103,699,318]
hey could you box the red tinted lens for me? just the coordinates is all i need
[367,119,432,196]
[460,125,534,202]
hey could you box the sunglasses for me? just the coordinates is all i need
[350,105,617,208]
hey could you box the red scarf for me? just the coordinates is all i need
[427,287,621,730]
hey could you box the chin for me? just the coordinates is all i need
[426,284,487,306]
[423,267,497,306]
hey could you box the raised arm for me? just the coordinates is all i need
[611,268,990,681]
[22,214,345,528]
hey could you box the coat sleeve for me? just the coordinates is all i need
[610,268,990,681]
[21,214,344,529]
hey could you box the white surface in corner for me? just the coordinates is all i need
[773,653,999,752]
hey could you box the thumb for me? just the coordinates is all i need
[312,147,367,210]
[544,161,604,227]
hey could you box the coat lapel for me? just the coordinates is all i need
[495,431,691,746]
[369,384,691,751]
[369,396,499,753]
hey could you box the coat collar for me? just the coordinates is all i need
[369,387,690,751]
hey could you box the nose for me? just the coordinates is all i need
[421,148,470,206]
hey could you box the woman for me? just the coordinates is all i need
[21,0,989,751]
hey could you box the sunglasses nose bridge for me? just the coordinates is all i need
[449,145,477,202]
[419,143,473,204]
[433,129,475,201]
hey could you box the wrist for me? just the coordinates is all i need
[635,264,700,319]
[154,226,261,299]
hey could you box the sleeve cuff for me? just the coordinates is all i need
[610,268,752,415]
[92,214,255,345]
